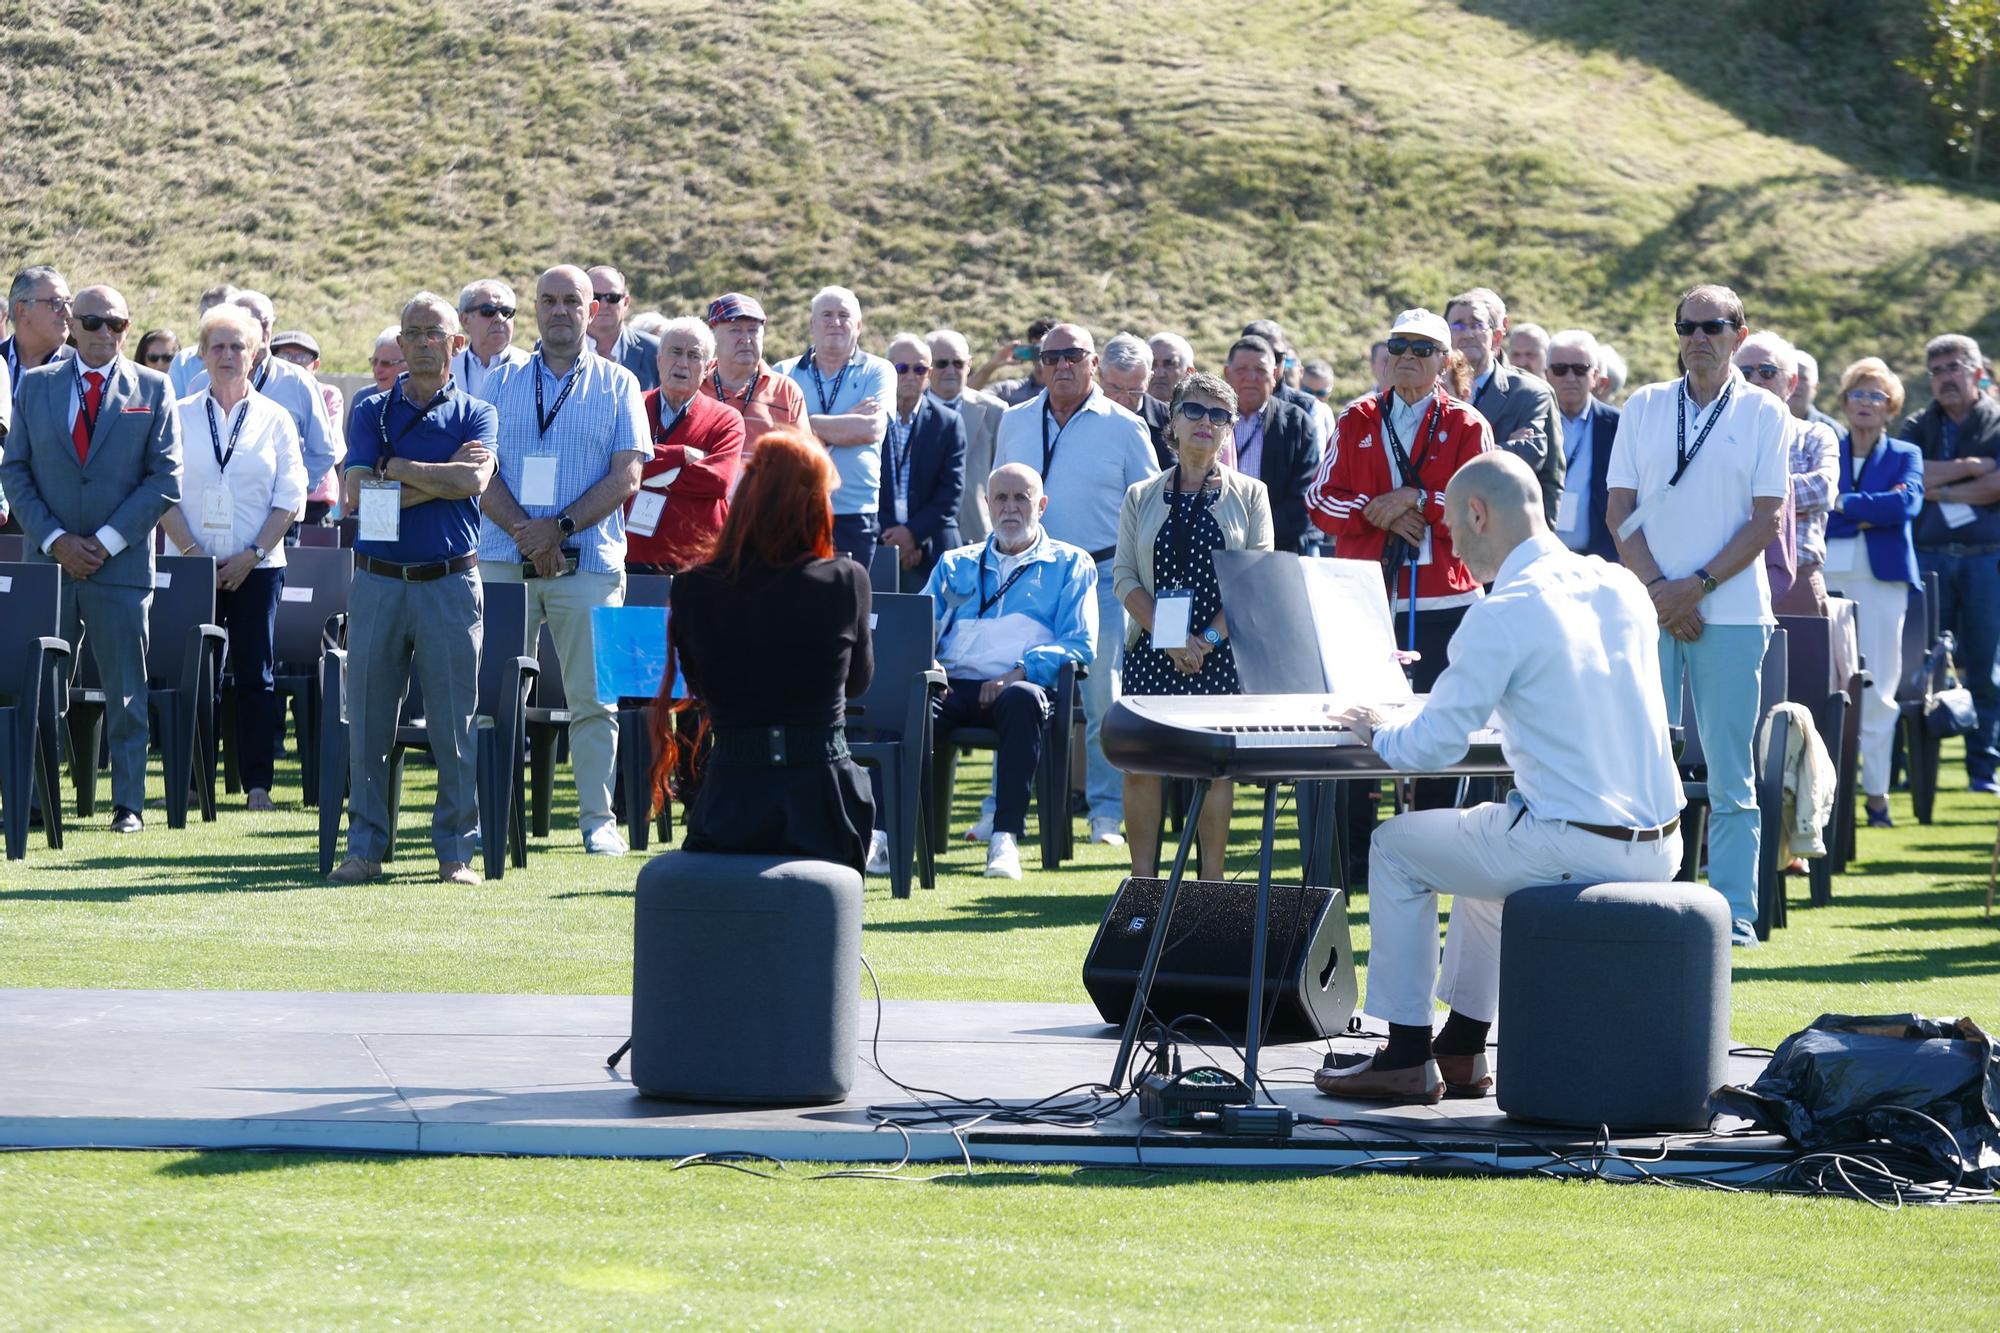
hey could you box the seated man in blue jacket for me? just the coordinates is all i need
[927,461,1097,879]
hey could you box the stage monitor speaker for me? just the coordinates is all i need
[1082,877,1355,1044]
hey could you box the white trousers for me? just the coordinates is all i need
[1835,558,1909,799]
[1364,796,1681,1028]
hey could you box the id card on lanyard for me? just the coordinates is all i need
[1616,379,1733,542]
[525,355,580,507]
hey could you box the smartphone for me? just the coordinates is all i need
[1012,344,1039,362]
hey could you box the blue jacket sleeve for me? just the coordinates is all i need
[1840,446,1923,526]
[1020,553,1098,688]
[908,412,966,553]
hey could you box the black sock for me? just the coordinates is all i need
[1433,1010,1491,1057]
[1375,1022,1434,1070]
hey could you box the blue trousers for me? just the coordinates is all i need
[1916,546,2000,783]
[1080,574,1125,821]
[1659,624,1771,924]
[832,512,878,581]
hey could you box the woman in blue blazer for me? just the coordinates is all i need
[1822,357,1924,827]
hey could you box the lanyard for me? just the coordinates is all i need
[1040,398,1079,478]
[1379,390,1439,487]
[711,368,762,408]
[4,340,16,387]
[379,382,451,461]
[253,357,271,393]
[1472,370,1496,411]
[887,414,915,497]
[653,396,687,446]
[1670,378,1734,487]
[205,397,251,472]
[977,539,1037,615]
[803,350,851,415]
[534,353,582,437]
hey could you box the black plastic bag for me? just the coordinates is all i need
[1707,1013,2000,1186]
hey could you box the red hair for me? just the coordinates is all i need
[648,427,838,812]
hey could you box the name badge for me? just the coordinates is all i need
[1555,490,1581,534]
[1416,527,1435,566]
[358,479,402,543]
[1152,591,1193,652]
[200,486,233,534]
[627,489,666,538]
[521,454,559,507]
[1941,501,1978,530]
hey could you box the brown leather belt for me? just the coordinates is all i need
[358,552,479,583]
[1566,815,1680,843]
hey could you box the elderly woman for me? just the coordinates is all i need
[368,326,406,396]
[1824,357,1924,828]
[1114,371,1274,880]
[161,304,308,811]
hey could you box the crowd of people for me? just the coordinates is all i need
[0,262,1990,930]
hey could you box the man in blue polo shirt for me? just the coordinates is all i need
[479,264,648,857]
[773,285,896,570]
[331,291,497,886]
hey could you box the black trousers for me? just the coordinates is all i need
[934,679,1050,837]
[832,512,879,578]
[220,567,285,792]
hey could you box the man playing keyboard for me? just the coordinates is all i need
[1319,451,1683,1104]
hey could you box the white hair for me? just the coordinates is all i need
[1510,322,1550,351]
[810,285,861,317]
[926,328,970,357]
[658,315,717,359]
[1740,329,1798,379]
[371,325,402,354]
[457,278,517,312]
[400,290,462,336]
[1794,349,1820,386]
[196,304,262,354]
[1102,331,1153,375]
[628,310,669,338]
[1149,331,1194,368]
[1548,327,1601,369]
[231,289,276,329]
[1597,342,1628,395]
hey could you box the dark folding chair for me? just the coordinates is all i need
[611,575,675,853]
[316,579,536,881]
[336,516,359,548]
[0,534,24,562]
[219,546,353,805]
[0,562,71,860]
[1777,614,1850,908]
[523,624,571,839]
[930,660,1083,871]
[1894,573,1949,824]
[1676,627,1791,939]
[296,526,340,549]
[868,545,902,597]
[847,592,945,899]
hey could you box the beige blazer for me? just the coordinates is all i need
[1112,465,1273,648]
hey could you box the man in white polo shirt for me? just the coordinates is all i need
[774,285,896,571]
[1607,283,1789,948]
[994,323,1156,846]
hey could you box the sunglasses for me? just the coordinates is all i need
[1674,318,1740,337]
[1546,361,1593,378]
[1385,336,1441,358]
[1737,362,1782,381]
[142,352,175,366]
[932,357,967,369]
[75,314,130,334]
[892,361,930,375]
[470,303,516,320]
[1038,347,1090,366]
[1175,401,1235,425]
[593,290,625,304]
[1844,388,1890,404]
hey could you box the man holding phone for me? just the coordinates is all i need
[972,316,1058,406]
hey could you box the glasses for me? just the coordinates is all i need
[1447,318,1491,334]
[1038,347,1090,366]
[932,357,967,369]
[1546,361,1593,378]
[1737,362,1782,381]
[593,290,625,304]
[142,352,175,366]
[469,303,516,320]
[401,326,453,343]
[1844,388,1890,405]
[1175,401,1235,425]
[1674,318,1740,337]
[26,295,70,312]
[75,314,130,334]
[892,361,930,375]
[1929,361,1975,378]
[1385,336,1441,358]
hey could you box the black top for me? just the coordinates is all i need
[671,556,873,727]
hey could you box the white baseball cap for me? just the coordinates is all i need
[1387,308,1450,348]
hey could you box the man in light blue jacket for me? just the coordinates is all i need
[928,462,1097,879]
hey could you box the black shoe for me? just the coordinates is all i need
[110,807,143,834]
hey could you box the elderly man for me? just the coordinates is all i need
[626,316,744,575]
[1368,340,1393,393]
[1223,335,1321,553]
[0,284,181,834]
[1900,331,2000,792]
[333,293,497,885]
[1300,358,1338,406]
[1736,331,1839,617]
[1596,342,1629,404]
[1789,349,1841,434]
[1147,331,1195,404]
[926,326,1007,543]
[697,292,808,475]
[1099,331,1174,467]
[451,278,529,403]
[585,265,660,391]
[271,329,347,525]
[972,316,1057,406]
[1320,452,1682,1103]
[1608,283,1789,948]
[926,462,1098,878]
[1446,287,1564,526]
[480,264,649,856]
[367,327,406,397]
[1244,318,1335,449]
[187,290,337,494]
[775,285,896,571]
[878,331,964,590]
[3,266,72,391]
[994,323,1155,846]
[1544,328,1622,561]
[167,282,236,396]
[1507,322,1551,380]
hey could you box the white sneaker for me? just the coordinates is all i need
[583,824,629,857]
[865,829,891,875]
[964,814,995,843]
[1089,816,1125,846]
[985,832,1022,879]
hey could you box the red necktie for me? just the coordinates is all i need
[73,370,104,464]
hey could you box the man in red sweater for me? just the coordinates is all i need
[626,317,745,574]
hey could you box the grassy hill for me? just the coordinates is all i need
[3,0,1993,398]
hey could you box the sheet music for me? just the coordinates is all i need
[1299,559,1412,708]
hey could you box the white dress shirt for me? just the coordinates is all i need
[171,387,308,569]
[43,354,135,557]
[1371,531,1684,828]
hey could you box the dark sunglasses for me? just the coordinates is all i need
[75,314,130,334]
[1674,318,1740,337]
[593,290,625,304]
[932,357,967,369]
[1546,361,1593,378]
[470,303,516,320]
[1038,347,1090,366]
[1384,336,1440,358]
[1175,401,1235,425]
[142,352,175,366]
[892,361,930,375]
[1737,361,1782,381]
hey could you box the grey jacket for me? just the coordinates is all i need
[1470,361,1565,525]
[1113,464,1273,648]
[0,356,182,589]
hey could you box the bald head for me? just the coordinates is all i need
[987,461,1048,552]
[1443,452,1545,582]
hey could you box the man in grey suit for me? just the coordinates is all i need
[0,284,181,833]
[926,327,1006,543]
[1447,287,1565,526]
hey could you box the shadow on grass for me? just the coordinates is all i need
[1737,941,2000,983]
[0,855,325,901]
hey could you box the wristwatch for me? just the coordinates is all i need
[251,543,267,562]
[1201,626,1224,647]
[1695,567,1719,594]
[556,513,577,538]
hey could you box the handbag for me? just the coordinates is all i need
[1923,631,1980,738]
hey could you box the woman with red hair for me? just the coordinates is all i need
[652,427,876,870]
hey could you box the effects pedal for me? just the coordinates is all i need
[1135,1065,1252,1127]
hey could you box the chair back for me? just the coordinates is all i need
[337,516,359,548]
[0,533,23,563]
[296,525,340,549]
[627,573,672,608]
[144,555,220,684]
[848,592,935,731]
[1775,614,1834,704]
[868,545,901,596]
[530,624,568,711]
[1897,583,1931,703]
[0,562,60,697]
[478,580,530,719]
[273,547,353,668]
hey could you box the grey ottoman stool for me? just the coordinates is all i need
[631,851,862,1104]
[1497,882,1731,1131]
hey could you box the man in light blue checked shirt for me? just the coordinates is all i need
[773,285,895,572]
[479,264,648,856]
